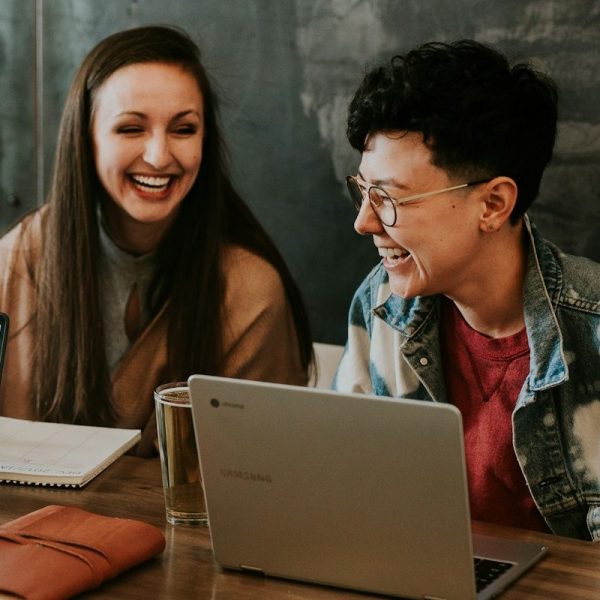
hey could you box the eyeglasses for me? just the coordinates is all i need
[346,175,492,227]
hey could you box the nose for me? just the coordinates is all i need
[143,132,173,170]
[354,198,383,236]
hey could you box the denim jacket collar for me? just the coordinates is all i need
[521,217,568,391]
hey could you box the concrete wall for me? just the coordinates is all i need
[1,0,598,342]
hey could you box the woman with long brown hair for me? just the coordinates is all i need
[0,25,313,456]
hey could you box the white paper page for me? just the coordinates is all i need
[0,416,140,477]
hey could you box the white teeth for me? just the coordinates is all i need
[131,174,171,188]
[378,247,408,259]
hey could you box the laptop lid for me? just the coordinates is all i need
[189,375,546,600]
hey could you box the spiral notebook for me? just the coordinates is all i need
[0,417,140,487]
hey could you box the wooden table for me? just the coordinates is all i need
[1,456,599,599]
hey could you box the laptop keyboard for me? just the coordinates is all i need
[474,557,513,592]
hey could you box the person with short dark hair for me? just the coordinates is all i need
[335,40,600,540]
[0,25,313,456]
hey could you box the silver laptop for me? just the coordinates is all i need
[189,375,547,600]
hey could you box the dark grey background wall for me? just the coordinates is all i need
[1,0,598,343]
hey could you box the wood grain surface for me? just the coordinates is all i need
[1,456,599,599]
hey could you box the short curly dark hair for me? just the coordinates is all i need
[347,40,558,221]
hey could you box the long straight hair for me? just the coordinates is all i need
[34,25,313,425]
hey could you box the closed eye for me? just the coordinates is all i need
[173,124,198,135]
[116,126,144,135]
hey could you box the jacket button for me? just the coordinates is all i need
[419,357,428,366]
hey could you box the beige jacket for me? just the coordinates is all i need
[0,210,307,456]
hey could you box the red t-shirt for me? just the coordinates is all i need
[440,297,549,532]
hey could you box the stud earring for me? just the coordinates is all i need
[487,223,495,232]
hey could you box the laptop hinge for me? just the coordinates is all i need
[239,564,264,575]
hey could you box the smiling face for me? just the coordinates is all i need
[91,61,204,252]
[354,131,489,300]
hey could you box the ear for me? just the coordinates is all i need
[478,177,518,233]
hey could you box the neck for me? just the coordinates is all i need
[100,204,174,256]
[447,221,528,338]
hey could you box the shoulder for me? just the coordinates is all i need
[0,207,46,274]
[0,207,45,248]
[221,244,286,304]
[536,235,600,314]
[0,208,46,339]
[557,251,600,302]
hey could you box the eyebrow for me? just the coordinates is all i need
[357,170,411,191]
[115,110,202,120]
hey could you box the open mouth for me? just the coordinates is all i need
[378,246,411,266]
[129,174,174,194]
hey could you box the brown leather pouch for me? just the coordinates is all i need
[0,504,166,600]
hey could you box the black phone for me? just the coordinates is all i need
[0,312,8,387]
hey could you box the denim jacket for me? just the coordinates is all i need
[334,218,600,541]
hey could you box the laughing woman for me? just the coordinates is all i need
[0,25,313,455]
